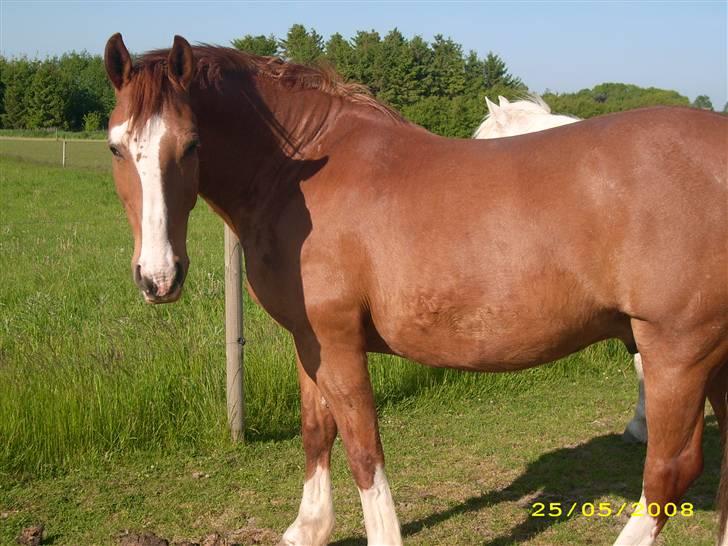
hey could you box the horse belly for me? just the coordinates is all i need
[368,281,621,372]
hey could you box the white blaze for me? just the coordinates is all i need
[110,116,176,295]
[281,465,335,546]
[358,466,402,546]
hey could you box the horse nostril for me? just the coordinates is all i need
[140,274,157,296]
[136,263,184,300]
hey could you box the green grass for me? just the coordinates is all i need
[0,382,722,545]
[0,154,722,544]
[0,138,109,171]
[0,128,107,140]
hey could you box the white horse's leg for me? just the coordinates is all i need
[623,353,648,444]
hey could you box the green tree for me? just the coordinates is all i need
[86,55,116,126]
[26,60,68,129]
[374,29,420,109]
[349,30,382,92]
[231,34,278,56]
[0,57,6,127]
[402,94,483,137]
[407,36,433,98]
[483,52,522,90]
[1,57,37,128]
[83,111,103,131]
[430,35,465,98]
[279,24,324,65]
[463,50,485,95]
[59,52,113,130]
[692,95,713,110]
[723,102,728,113]
[325,33,354,79]
[543,82,690,119]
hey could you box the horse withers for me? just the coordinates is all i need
[104,34,728,546]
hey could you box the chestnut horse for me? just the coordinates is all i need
[103,34,727,546]
[474,94,650,445]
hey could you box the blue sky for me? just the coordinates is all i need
[1,1,726,108]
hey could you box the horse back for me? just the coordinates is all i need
[262,107,727,368]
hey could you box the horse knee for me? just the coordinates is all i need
[301,419,336,468]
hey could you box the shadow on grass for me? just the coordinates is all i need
[332,418,722,545]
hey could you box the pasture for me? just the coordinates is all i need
[0,137,109,171]
[0,149,722,544]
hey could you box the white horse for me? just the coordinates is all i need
[474,95,648,444]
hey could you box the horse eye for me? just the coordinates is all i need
[183,139,200,157]
[109,145,122,158]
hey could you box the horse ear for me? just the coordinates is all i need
[105,33,132,91]
[485,96,499,115]
[167,35,195,90]
[486,97,508,126]
[498,96,510,106]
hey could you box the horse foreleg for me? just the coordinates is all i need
[615,336,724,545]
[623,353,648,444]
[297,336,402,546]
[280,352,338,546]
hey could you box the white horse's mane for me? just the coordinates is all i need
[487,94,553,117]
[472,93,580,139]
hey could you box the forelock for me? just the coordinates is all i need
[125,60,184,135]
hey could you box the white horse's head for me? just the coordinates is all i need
[473,95,580,139]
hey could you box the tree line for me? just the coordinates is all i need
[0,53,115,132]
[0,24,723,137]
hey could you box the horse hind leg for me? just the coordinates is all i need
[622,353,648,444]
[707,363,728,545]
[707,362,727,442]
[615,331,727,546]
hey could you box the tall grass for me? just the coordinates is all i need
[0,156,634,476]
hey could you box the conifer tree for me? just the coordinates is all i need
[231,34,278,56]
[27,60,67,129]
[279,24,324,65]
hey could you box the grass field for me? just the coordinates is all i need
[0,137,109,171]
[0,128,107,141]
[0,152,722,545]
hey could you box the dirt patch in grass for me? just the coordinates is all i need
[16,525,44,546]
[116,523,279,546]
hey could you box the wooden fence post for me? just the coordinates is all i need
[224,224,245,442]
[62,139,66,167]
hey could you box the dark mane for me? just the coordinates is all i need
[126,45,405,132]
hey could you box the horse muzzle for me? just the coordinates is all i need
[134,261,186,304]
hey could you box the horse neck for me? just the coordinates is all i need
[191,75,346,237]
